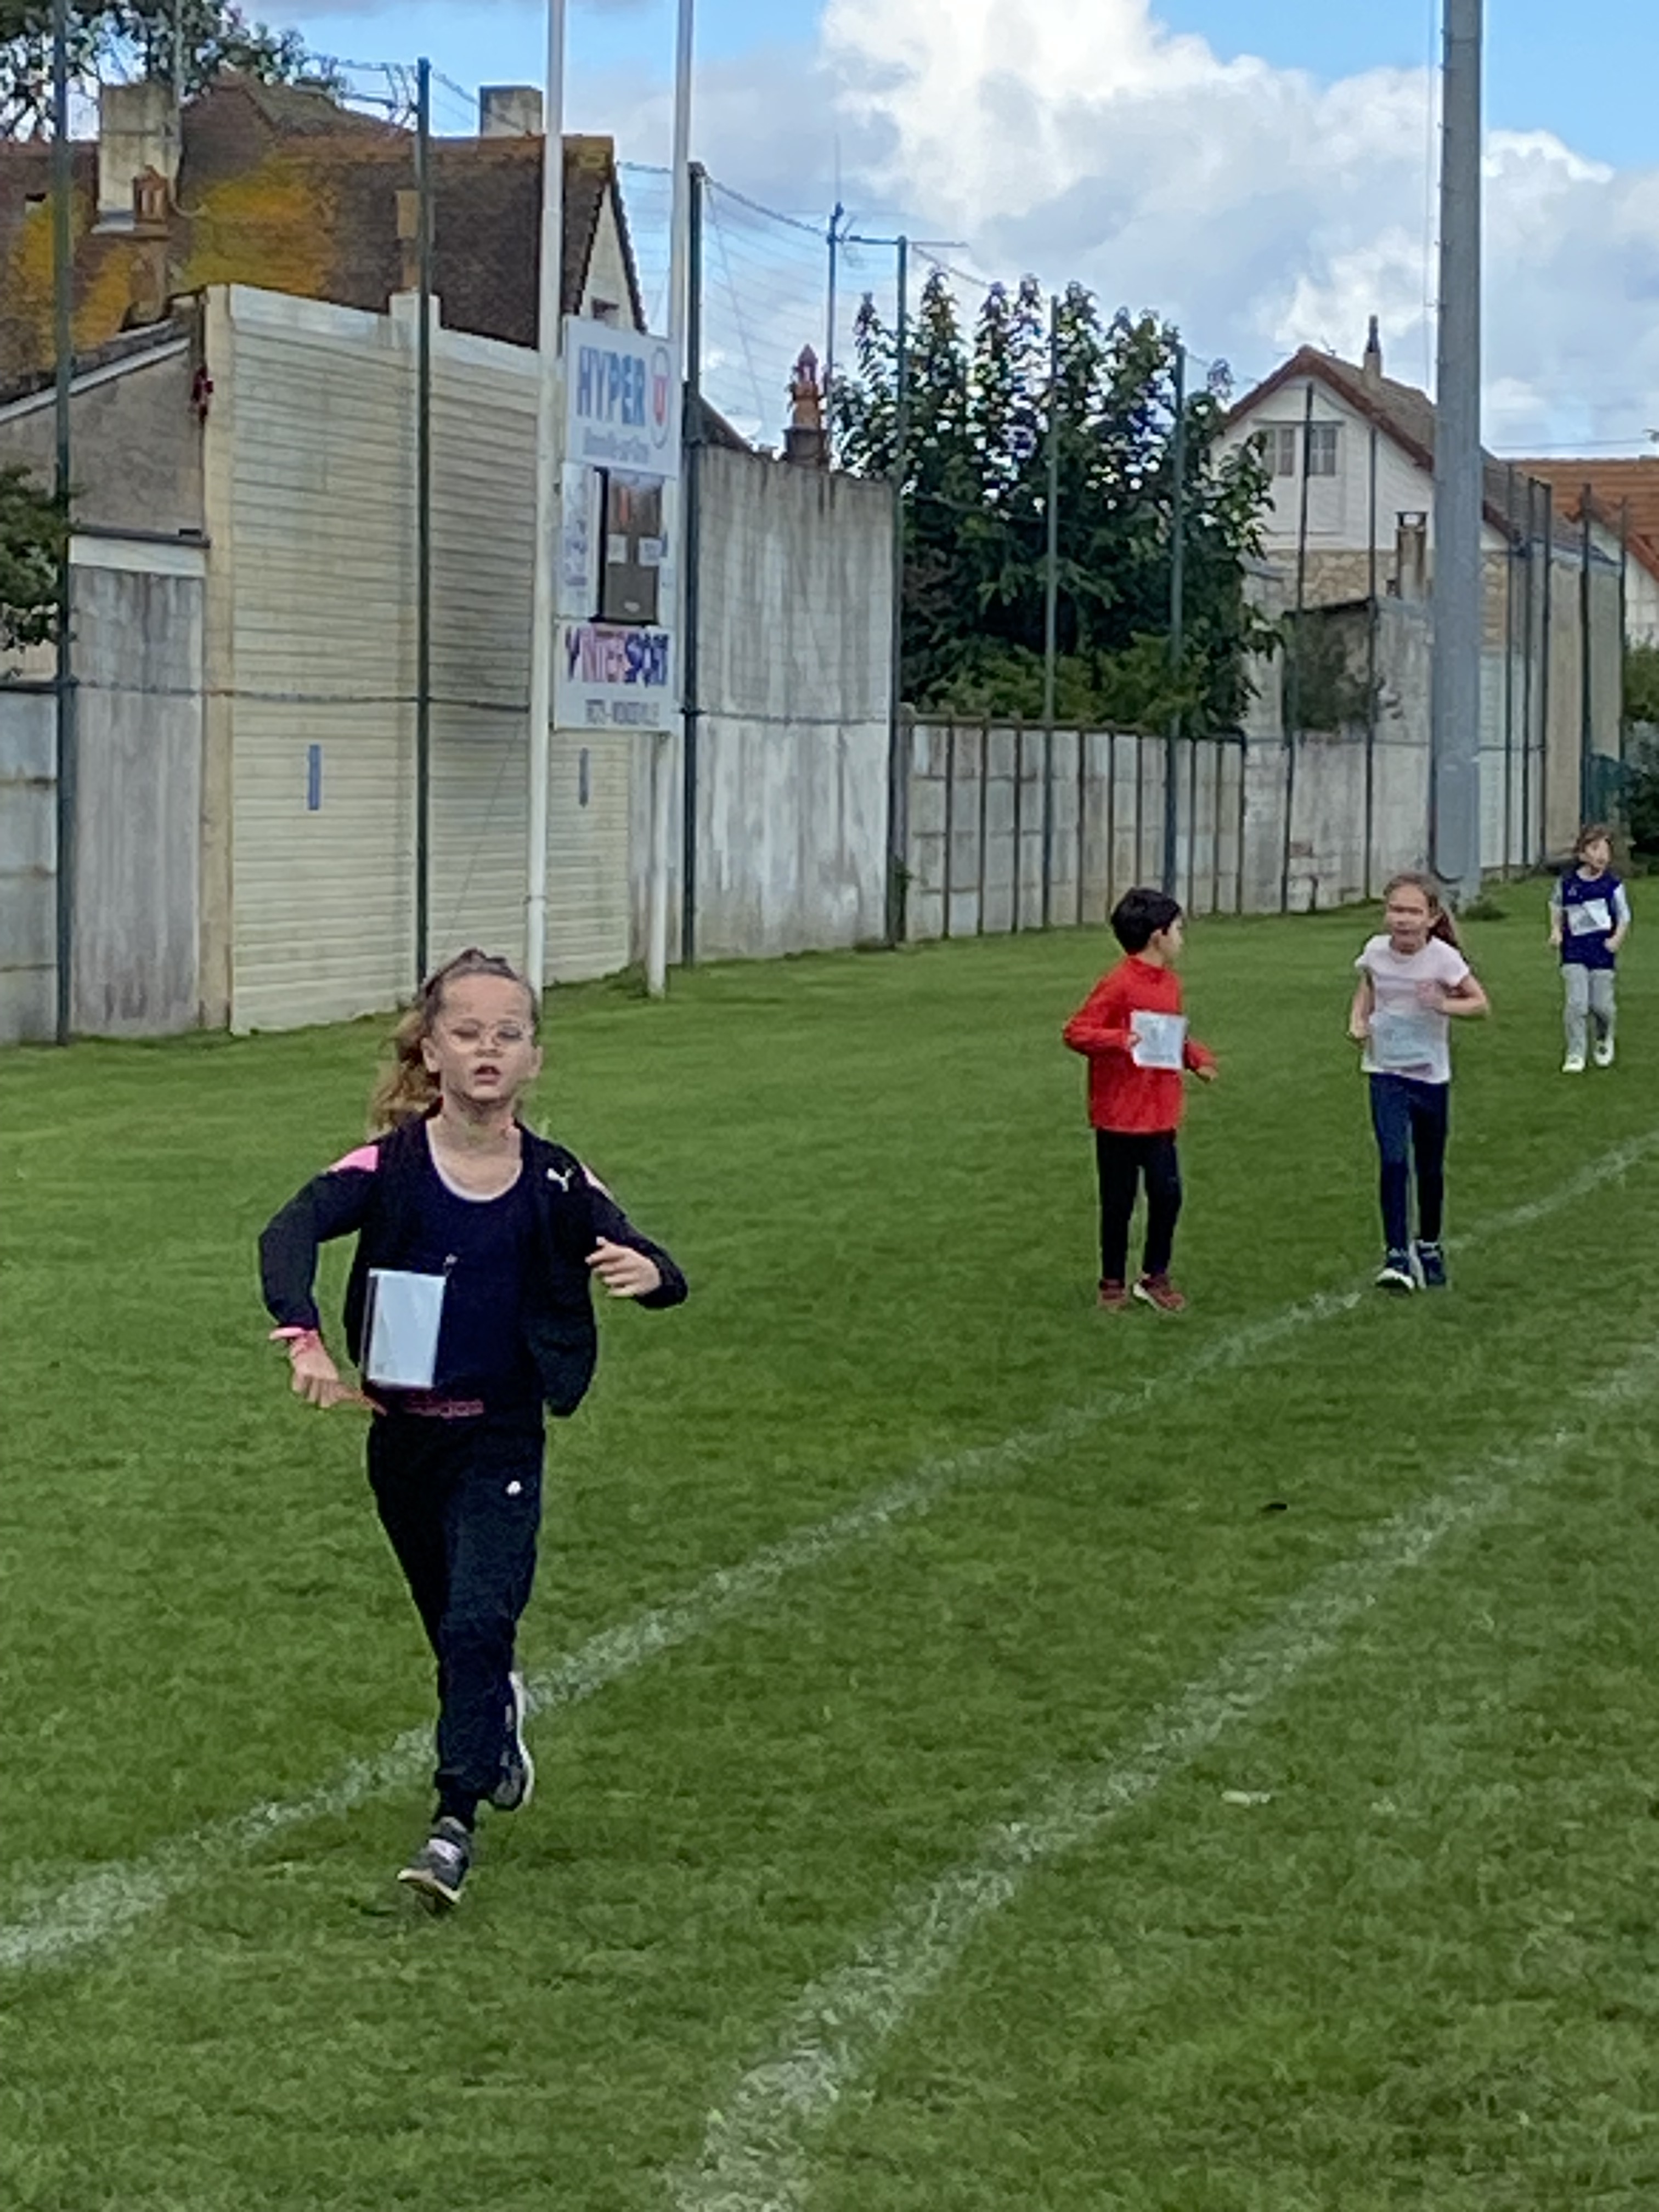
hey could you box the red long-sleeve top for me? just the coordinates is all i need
[1062,954,1216,1133]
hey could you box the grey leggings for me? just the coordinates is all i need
[1564,966,1616,1058]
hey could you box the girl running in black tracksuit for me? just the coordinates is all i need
[259,949,686,1911]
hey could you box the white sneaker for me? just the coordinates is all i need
[1562,1053,1587,1074]
[1593,1038,1616,1068]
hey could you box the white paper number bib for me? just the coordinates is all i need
[1130,1011,1187,1071]
[364,1269,448,1390]
[1567,899,1613,938]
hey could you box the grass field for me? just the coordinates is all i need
[6,901,1659,2211]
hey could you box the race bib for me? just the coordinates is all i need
[1567,899,1613,937]
[364,1269,447,1390]
[1369,1008,1440,1073]
[1131,1012,1188,1071]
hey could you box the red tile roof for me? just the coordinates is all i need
[1510,459,1659,586]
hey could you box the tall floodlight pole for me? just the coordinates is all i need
[52,0,75,1045]
[646,0,695,999]
[1430,0,1484,905]
[525,0,567,998]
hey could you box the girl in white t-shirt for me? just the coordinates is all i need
[1348,873,1490,1293]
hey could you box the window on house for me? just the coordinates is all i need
[1266,425,1299,477]
[1263,421,1340,477]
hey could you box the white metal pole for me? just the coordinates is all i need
[646,0,696,999]
[526,0,567,997]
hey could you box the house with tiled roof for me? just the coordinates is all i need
[1219,324,1622,609]
[1218,325,1626,859]
[0,75,645,385]
[1506,459,1659,647]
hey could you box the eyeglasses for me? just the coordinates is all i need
[442,1022,532,1049]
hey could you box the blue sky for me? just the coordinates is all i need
[1167,0,1655,171]
[279,0,1659,451]
[287,0,1656,173]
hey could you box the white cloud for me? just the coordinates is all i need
[564,0,1659,450]
[789,0,1659,451]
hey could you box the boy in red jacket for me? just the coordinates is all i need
[1063,887,1217,1313]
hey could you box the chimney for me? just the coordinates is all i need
[1395,511,1428,601]
[396,189,421,294]
[784,345,829,469]
[97,80,180,231]
[1362,315,1383,391]
[125,166,172,325]
[480,85,544,138]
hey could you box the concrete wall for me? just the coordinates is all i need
[0,329,204,540]
[70,545,204,1034]
[0,685,54,1045]
[637,444,895,964]
[210,285,633,1033]
[0,541,203,1043]
[904,724,1247,939]
[902,596,1578,936]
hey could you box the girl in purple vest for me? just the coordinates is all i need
[259,949,686,1912]
[1550,824,1631,1074]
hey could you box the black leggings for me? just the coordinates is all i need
[1368,1074,1449,1252]
[368,1408,545,1828]
[1095,1130,1183,1285]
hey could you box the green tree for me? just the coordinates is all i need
[832,271,1272,731]
[0,461,66,652]
[1622,642,1659,856]
[1,1,337,138]
[1627,640,1659,727]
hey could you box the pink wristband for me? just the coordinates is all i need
[270,1327,324,1359]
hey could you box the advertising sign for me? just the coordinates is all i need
[563,317,680,483]
[556,620,674,731]
[556,315,680,729]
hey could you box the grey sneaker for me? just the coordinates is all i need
[489,1670,535,1814]
[397,1816,472,1912]
[1414,1240,1447,1290]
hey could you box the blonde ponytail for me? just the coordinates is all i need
[369,1004,443,1131]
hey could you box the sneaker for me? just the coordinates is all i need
[1132,1273,1187,1314]
[489,1669,535,1813]
[1594,1037,1616,1069]
[1414,1240,1447,1290]
[1562,1053,1587,1075]
[397,1815,472,1913]
[1097,1280,1130,1311]
[1375,1251,1416,1294]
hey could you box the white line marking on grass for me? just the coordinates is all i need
[2,1131,1656,1977]
[670,1342,1659,2212]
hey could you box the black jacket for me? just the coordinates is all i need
[259,1117,686,1417]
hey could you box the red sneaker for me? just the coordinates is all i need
[1097,1280,1130,1311]
[1133,1273,1187,1314]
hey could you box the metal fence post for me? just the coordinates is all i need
[1011,720,1025,932]
[943,720,956,939]
[977,720,989,934]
